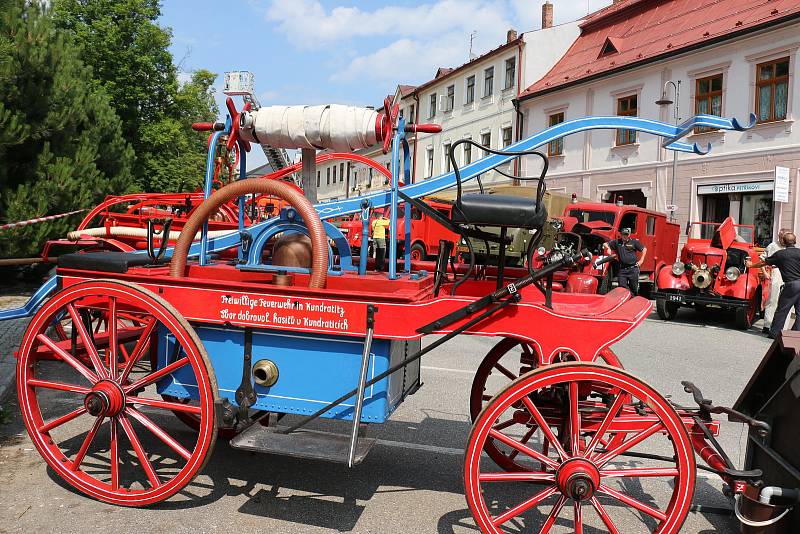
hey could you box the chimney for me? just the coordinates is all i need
[542,1,553,29]
[507,28,518,43]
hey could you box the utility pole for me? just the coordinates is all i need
[656,80,681,221]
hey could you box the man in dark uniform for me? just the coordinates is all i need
[603,227,647,295]
[746,231,800,338]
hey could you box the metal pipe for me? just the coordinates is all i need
[348,305,375,467]
[201,129,226,265]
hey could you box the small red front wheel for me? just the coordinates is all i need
[17,280,217,506]
[465,362,695,533]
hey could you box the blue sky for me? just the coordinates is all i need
[160,0,611,169]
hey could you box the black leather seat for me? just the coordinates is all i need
[452,193,547,229]
[58,252,167,273]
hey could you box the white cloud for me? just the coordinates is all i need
[264,0,612,86]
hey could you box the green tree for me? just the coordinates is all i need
[0,1,134,258]
[52,0,217,191]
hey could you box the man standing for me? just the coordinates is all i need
[371,211,390,272]
[762,228,791,333]
[747,232,800,338]
[603,228,647,295]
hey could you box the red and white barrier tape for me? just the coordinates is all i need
[0,209,87,231]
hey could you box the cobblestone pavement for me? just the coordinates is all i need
[0,296,32,404]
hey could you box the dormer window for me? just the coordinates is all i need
[599,37,620,58]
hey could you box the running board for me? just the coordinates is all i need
[229,424,376,465]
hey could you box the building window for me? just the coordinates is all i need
[484,67,494,97]
[756,57,789,123]
[445,85,455,112]
[481,132,491,156]
[429,93,437,118]
[646,216,656,235]
[443,143,452,173]
[501,126,512,148]
[326,168,331,185]
[332,165,337,184]
[504,57,516,90]
[616,94,637,145]
[548,112,565,156]
[463,139,472,165]
[465,75,475,105]
[426,147,434,177]
[409,104,415,124]
[316,170,320,188]
[340,163,345,186]
[695,74,723,133]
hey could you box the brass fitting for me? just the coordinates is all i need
[252,359,279,387]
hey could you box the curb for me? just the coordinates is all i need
[0,317,28,404]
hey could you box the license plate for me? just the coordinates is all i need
[668,294,683,302]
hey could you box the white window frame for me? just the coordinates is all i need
[428,92,437,118]
[445,84,455,112]
[504,56,516,91]
[443,141,453,173]
[483,66,494,98]
[426,146,434,177]
[465,75,475,105]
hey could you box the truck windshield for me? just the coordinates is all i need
[568,209,616,226]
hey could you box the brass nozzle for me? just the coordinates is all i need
[252,359,279,387]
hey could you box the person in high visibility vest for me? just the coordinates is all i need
[371,212,390,272]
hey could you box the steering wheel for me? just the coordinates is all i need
[169,178,328,288]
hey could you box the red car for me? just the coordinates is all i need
[653,217,769,329]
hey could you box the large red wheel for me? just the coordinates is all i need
[465,362,695,533]
[469,338,623,472]
[17,280,217,506]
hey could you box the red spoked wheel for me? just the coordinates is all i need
[465,362,695,533]
[17,280,217,506]
[469,338,623,472]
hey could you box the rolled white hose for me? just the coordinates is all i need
[240,105,379,151]
[67,226,233,241]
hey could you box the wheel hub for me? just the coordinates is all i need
[556,458,600,501]
[84,380,125,417]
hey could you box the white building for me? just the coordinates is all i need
[518,0,800,247]
[315,1,580,202]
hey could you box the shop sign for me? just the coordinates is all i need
[775,166,790,203]
[696,181,773,195]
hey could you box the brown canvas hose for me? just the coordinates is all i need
[169,178,327,288]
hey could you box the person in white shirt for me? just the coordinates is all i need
[763,228,791,333]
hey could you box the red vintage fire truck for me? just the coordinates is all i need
[533,200,680,295]
[340,199,459,260]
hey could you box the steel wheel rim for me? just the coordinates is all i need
[465,362,695,534]
[17,280,217,506]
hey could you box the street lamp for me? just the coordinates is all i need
[656,80,681,221]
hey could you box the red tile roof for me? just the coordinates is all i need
[397,84,416,98]
[520,0,800,99]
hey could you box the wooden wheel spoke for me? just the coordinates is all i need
[574,500,583,534]
[126,407,192,461]
[540,495,567,534]
[479,472,554,483]
[590,496,620,534]
[39,406,87,433]
[118,414,161,489]
[118,318,157,385]
[72,416,105,471]
[67,304,108,380]
[27,378,89,394]
[124,356,189,394]
[35,334,98,384]
[521,396,569,461]
[508,425,537,461]
[569,381,581,456]
[600,467,680,478]
[598,484,667,522]
[593,422,663,468]
[108,297,118,379]
[492,418,517,432]
[491,485,558,527]
[584,393,627,458]
[110,417,120,491]
[493,362,517,381]
[128,396,202,414]
[488,429,558,470]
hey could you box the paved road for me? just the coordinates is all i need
[0,306,772,533]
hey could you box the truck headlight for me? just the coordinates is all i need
[353,233,360,241]
[537,246,546,257]
[725,266,741,281]
[672,261,685,276]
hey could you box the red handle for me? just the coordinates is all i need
[192,122,214,132]
[406,123,442,134]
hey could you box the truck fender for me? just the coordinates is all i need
[656,265,690,291]
[565,273,598,294]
